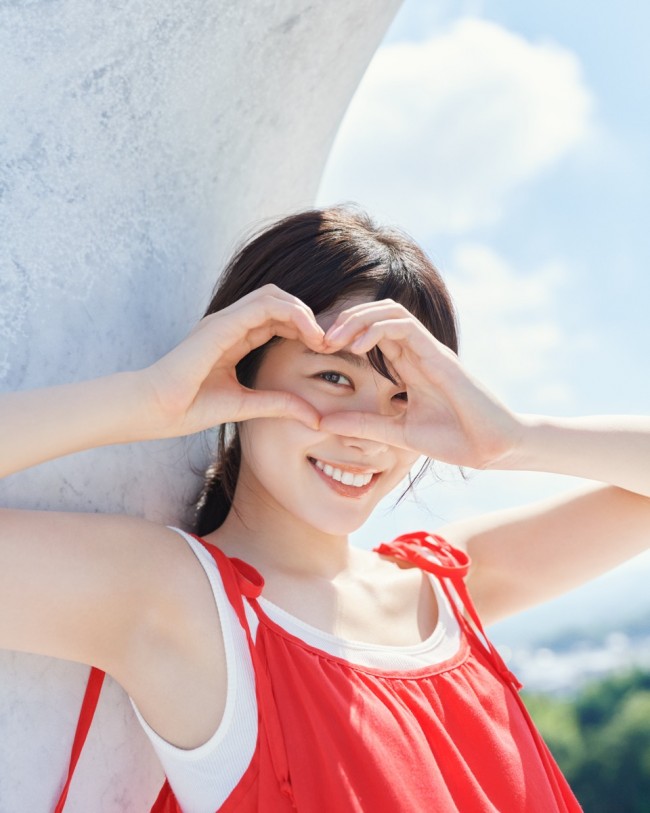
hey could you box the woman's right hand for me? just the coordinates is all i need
[139,284,326,438]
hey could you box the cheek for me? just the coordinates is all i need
[383,452,422,493]
[239,416,310,471]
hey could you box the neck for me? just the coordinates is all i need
[206,477,354,581]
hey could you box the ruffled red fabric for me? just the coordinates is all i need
[57,532,582,812]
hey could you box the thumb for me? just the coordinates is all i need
[235,389,321,430]
[319,411,405,447]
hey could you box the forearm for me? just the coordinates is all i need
[445,483,650,624]
[0,371,151,479]
[499,414,650,498]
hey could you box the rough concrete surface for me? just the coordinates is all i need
[0,1,403,809]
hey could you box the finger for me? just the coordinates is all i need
[351,320,458,389]
[194,296,326,373]
[326,310,448,393]
[325,300,412,344]
[235,285,325,344]
[156,298,324,410]
[216,317,323,368]
[227,295,326,350]
[318,410,410,450]
[349,318,433,355]
[233,389,321,431]
[204,285,324,345]
[327,297,405,323]
[329,318,438,392]
[227,283,320,326]
[363,336,421,389]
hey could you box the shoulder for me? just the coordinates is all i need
[115,521,222,642]
[116,522,232,750]
[35,513,227,678]
[0,509,223,686]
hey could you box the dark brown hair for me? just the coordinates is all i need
[192,204,459,535]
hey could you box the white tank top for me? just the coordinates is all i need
[128,526,461,813]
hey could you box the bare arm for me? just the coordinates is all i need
[0,511,187,678]
[497,414,650,499]
[0,506,233,752]
[445,414,650,623]
[451,414,650,623]
[439,483,650,625]
[0,370,167,678]
[0,372,149,479]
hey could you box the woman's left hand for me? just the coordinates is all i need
[320,299,523,469]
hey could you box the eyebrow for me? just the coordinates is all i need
[302,348,371,369]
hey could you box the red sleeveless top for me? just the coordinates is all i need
[55,532,582,812]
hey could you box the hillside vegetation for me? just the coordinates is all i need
[525,669,650,812]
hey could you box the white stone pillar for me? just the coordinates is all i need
[0,2,403,809]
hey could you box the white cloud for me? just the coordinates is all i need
[317,17,595,237]
[446,243,574,409]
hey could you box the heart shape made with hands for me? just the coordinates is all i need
[146,287,520,471]
[317,299,521,469]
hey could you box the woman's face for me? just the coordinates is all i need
[236,299,420,538]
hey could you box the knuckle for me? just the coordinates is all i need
[346,311,366,325]
[257,283,285,301]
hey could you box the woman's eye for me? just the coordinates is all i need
[318,371,352,387]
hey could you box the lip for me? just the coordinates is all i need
[308,456,380,475]
[307,457,380,498]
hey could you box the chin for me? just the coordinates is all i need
[297,508,373,537]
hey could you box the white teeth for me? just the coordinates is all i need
[313,459,373,488]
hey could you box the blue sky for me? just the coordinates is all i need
[316,0,650,640]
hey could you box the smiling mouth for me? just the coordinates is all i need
[307,457,380,497]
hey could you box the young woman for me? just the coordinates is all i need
[1,205,649,812]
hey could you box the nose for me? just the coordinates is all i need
[338,433,389,455]
[333,385,397,455]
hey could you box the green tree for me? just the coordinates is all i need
[524,669,650,812]
[573,691,650,813]
[523,692,584,776]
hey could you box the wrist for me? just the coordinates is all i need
[477,413,650,496]
[485,413,548,472]
[109,370,161,443]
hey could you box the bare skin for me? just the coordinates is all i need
[1,284,649,751]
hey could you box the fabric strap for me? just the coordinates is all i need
[373,531,576,811]
[373,531,523,689]
[54,666,106,812]
[195,537,297,808]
